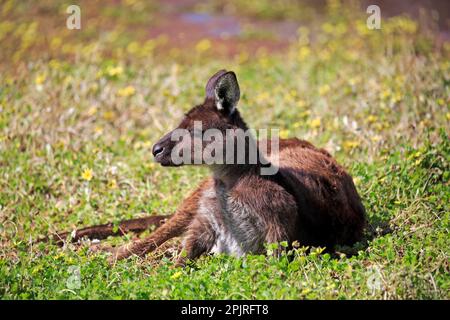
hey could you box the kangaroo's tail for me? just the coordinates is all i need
[38,215,172,246]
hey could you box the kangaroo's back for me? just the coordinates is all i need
[265,138,366,247]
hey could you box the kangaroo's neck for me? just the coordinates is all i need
[230,108,249,131]
[212,163,258,189]
[211,138,268,190]
[211,110,274,189]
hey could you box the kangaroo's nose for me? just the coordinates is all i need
[152,143,164,157]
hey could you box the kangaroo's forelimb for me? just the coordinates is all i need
[109,178,212,262]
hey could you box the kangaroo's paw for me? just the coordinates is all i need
[106,242,142,264]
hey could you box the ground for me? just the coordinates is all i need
[0,0,449,299]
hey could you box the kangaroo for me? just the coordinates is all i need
[47,70,366,264]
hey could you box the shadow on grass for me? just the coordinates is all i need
[333,215,393,257]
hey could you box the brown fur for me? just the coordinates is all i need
[47,70,366,264]
[108,70,366,263]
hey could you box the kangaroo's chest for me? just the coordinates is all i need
[197,184,265,256]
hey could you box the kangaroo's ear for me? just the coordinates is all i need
[205,70,240,114]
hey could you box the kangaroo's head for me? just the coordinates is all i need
[152,70,250,167]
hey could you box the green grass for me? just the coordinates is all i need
[0,0,449,299]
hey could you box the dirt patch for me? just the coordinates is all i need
[148,11,299,57]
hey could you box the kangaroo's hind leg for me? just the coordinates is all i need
[175,215,217,267]
[109,178,213,262]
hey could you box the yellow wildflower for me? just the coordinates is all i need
[87,106,97,116]
[195,39,211,53]
[108,179,118,189]
[366,115,378,124]
[280,129,289,139]
[301,288,312,296]
[103,111,116,121]
[321,22,334,34]
[348,77,359,86]
[297,100,306,108]
[258,56,270,68]
[343,140,360,150]
[379,88,391,100]
[107,66,123,77]
[300,110,311,118]
[236,51,249,64]
[256,92,270,103]
[117,86,136,97]
[293,121,302,129]
[63,76,73,86]
[319,49,331,61]
[55,140,65,149]
[283,92,294,103]
[35,74,46,85]
[94,126,103,134]
[127,41,140,54]
[171,271,182,280]
[371,135,382,142]
[310,117,321,129]
[413,151,422,158]
[142,140,152,148]
[81,168,93,181]
[49,59,61,69]
[318,84,330,96]
[50,37,62,50]
[297,46,311,61]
